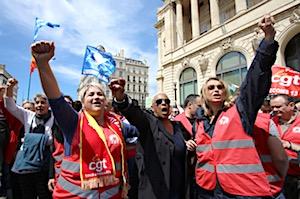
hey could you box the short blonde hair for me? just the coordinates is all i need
[79,83,106,102]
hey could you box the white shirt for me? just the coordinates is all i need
[4,96,53,145]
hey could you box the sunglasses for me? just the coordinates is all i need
[207,84,224,90]
[156,98,170,105]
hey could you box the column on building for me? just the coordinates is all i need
[210,0,220,28]
[191,0,200,38]
[235,0,247,14]
[176,0,184,46]
[164,3,177,51]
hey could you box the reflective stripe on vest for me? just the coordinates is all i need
[61,160,80,172]
[61,160,122,173]
[217,164,264,173]
[57,175,99,198]
[196,162,215,172]
[196,144,212,152]
[260,155,272,163]
[57,175,120,199]
[213,140,255,149]
[100,185,120,199]
[55,168,61,175]
[54,154,63,162]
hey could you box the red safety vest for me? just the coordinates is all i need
[174,112,193,136]
[52,139,64,181]
[253,113,284,195]
[275,115,300,176]
[0,100,23,164]
[53,112,126,199]
[195,105,271,196]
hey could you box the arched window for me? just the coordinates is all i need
[216,51,247,86]
[285,33,300,72]
[179,67,197,104]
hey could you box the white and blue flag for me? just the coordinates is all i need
[82,46,116,84]
[33,17,60,41]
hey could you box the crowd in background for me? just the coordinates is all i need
[0,14,299,199]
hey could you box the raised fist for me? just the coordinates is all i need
[109,78,126,101]
[31,41,55,65]
[258,14,276,41]
[6,78,18,89]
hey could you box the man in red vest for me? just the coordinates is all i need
[270,94,300,199]
[174,94,201,199]
[174,94,201,139]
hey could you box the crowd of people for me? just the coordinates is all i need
[0,14,299,199]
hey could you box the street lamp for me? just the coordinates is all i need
[173,82,177,102]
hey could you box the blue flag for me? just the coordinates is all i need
[82,46,116,84]
[33,17,60,41]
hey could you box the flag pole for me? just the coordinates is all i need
[27,72,32,100]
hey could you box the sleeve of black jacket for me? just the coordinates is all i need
[236,39,279,135]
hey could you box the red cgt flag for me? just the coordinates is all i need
[270,65,300,98]
[30,57,37,74]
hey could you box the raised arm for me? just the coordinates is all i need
[31,41,78,147]
[109,78,152,146]
[31,41,61,99]
[4,78,30,123]
[236,15,279,134]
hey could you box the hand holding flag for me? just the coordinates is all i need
[82,46,116,84]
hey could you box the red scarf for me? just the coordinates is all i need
[80,111,127,193]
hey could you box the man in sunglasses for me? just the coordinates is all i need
[109,80,189,199]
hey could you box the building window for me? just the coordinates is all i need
[284,33,300,72]
[139,85,141,92]
[119,62,123,68]
[199,0,211,34]
[127,84,130,91]
[179,67,197,104]
[219,0,235,24]
[133,76,135,82]
[246,0,261,8]
[119,71,123,77]
[133,85,135,92]
[127,75,130,81]
[216,51,247,86]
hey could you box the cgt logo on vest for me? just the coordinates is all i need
[219,116,229,125]
[292,127,300,133]
[89,158,108,173]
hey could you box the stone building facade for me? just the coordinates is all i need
[155,0,300,105]
[0,64,17,100]
[77,50,149,107]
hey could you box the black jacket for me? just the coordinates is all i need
[113,99,189,199]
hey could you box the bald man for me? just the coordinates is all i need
[109,79,189,199]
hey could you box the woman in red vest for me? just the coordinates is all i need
[192,15,279,199]
[31,41,129,199]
